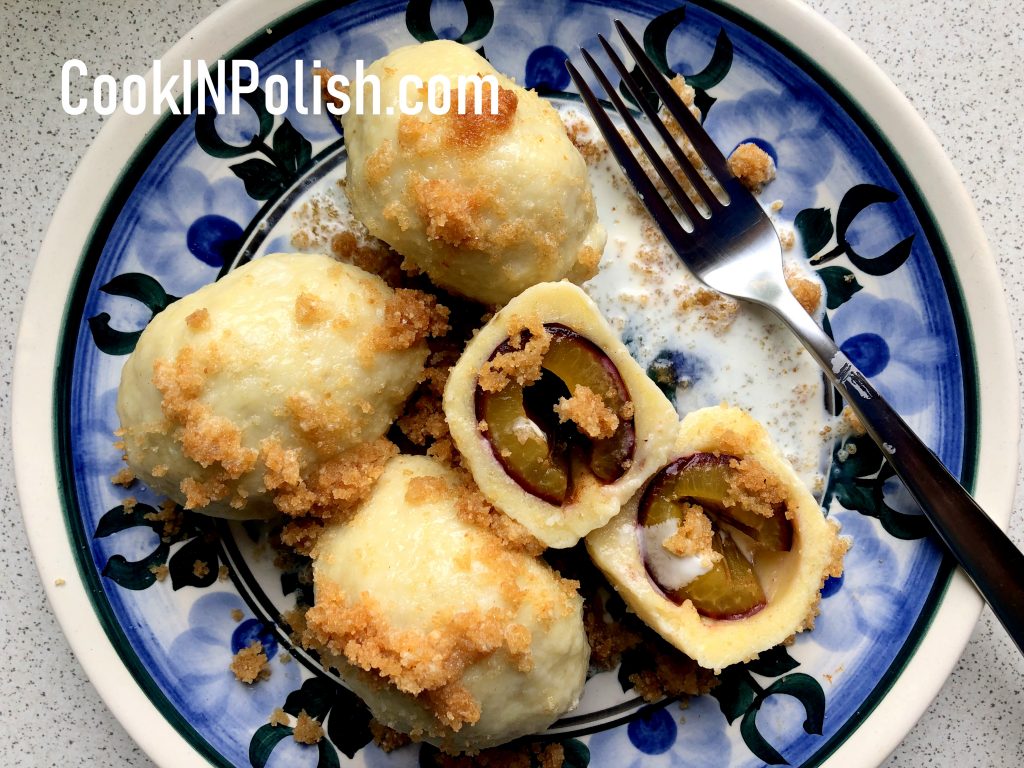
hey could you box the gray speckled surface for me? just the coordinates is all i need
[1,0,1021,766]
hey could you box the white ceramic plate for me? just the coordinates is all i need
[14,0,1017,766]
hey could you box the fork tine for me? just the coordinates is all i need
[581,43,705,227]
[565,59,692,251]
[596,34,720,212]
[614,19,733,186]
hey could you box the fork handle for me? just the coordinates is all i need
[769,291,1024,655]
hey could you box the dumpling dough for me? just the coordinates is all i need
[116,253,433,520]
[586,405,845,672]
[305,455,589,752]
[443,281,678,548]
[342,40,606,305]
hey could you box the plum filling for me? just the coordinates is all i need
[475,324,636,505]
[637,453,794,620]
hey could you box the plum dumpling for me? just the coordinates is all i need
[116,253,445,519]
[443,281,678,548]
[586,405,846,672]
[304,455,589,752]
[341,40,605,305]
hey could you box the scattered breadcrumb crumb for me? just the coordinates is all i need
[218,564,230,581]
[370,720,412,752]
[554,384,619,439]
[231,640,271,684]
[231,608,244,622]
[185,308,211,331]
[784,265,822,314]
[293,710,324,744]
[268,707,289,727]
[149,563,169,582]
[728,143,776,191]
[192,560,210,579]
[110,467,136,487]
[54,578,66,587]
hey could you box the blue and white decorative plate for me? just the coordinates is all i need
[13,1,1018,767]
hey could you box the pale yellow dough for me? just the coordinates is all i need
[443,281,679,548]
[310,455,589,752]
[587,405,843,672]
[342,40,606,305]
[116,253,427,519]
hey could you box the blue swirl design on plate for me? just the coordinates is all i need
[56,1,975,766]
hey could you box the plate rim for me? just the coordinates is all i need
[12,0,1019,767]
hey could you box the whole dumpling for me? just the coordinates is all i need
[341,40,606,305]
[305,455,589,752]
[116,253,439,519]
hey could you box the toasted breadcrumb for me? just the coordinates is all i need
[143,500,183,541]
[122,496,137,513]
[185,308,211,331]
[231,608,244,622]
[554,384,619,439]
[784,264,822,314]
[231,640,271,684]
[369,288,450,353]
[724,457,789,519]
[149,563,169,582]
[727,143,776,191]
[192,560,210,579]
[430,741,565,767]
[678,286,739,335]
[294,292,330,326]
[842,406,866,436]
[54,578,66,587]
[628,644,718,701]
[110,467,136,488]
[445,82,518,151]
[268,707,289,727]
[293,711,324,744]
[405,474,450,505]
[218,564,230,582]
[370,720,412,752]
[662,504,718,563]
[279,518,325,556]
[477,315,551,392]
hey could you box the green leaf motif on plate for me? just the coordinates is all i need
[802,185,915,276]
[405,0,494,44]
[93,502,226,590]
[824,434,929,539]
[249,723,340,768]
[710,645,826,765]
[622,4,733,121]
[87,273,179,356]
[817,265,863,310]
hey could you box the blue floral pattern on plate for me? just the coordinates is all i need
[54,1,976,766]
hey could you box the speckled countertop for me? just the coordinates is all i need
[1,0,1021,765]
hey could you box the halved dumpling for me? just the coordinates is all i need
[586,405,845,672]
[443,282,678,548]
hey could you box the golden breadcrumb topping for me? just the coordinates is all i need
[110,466,136,487]
[231,608,244,622]
[784,265,822,314]
[143,499,183,542]
[192,560,210,579]
[268,707,289,727]
[477,314,552,392]
[431,741,566,767]
[370,720,412,752]
[445,82,518,151]
[678,287,740,335]
[148,563,169,582]
[404,474,450,505]
[279,517,325,556]
[303,583,531,731]
[410,176,496,249]
[370,288,450,353]
[231,640,271,684]
[842,406,866,436]
[294,291,330,326]
[724,456,790,519]
[662,503,719,564]
[185,308,211,332]
[293,711,324,745]
[727,143,776,191]
[554,384,619,439]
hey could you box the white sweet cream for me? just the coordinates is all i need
[641,519,712,591]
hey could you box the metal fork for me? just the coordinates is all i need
[567,20,1024,655]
